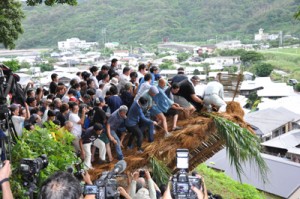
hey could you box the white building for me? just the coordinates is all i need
[58,38,98,51]
[216,40,243,49]
[254,28,278,41]
[105,42,119,49]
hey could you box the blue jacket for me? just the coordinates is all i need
[153,86,174,113]
[125,101,152,127]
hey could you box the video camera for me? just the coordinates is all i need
[171,149,202,199]
[83,160,127,199]
[20,154,49,183]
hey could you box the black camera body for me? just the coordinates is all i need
[83,171,119,199]
[20,154,48,178]
[171,170,201,199]
[171,149,202,199]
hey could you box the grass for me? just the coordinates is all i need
[196,164,282,199]
[259,48,300,80]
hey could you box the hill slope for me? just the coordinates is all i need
[16,0,300,48]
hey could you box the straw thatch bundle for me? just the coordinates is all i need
[90,101,255,181]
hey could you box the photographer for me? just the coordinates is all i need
[0,160,13,199]
[39,171,95,199]
[10,103,30,137]
[129,169,156,199]
[162,174,208,199]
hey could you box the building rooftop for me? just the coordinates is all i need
[245,107,300,136]
[261,129,300,150]
[206,149,300,198]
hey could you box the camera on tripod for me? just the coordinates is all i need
[83,160,127,199]
[20,154,49,181]
[171,149,202,199]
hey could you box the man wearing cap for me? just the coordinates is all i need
[175,76,203,111]
[126,97,157,153]
[11,103,30,137]
[203,80,226,112]
[171,67,188,84]
[106,105,128,160]
[79,123,106,169]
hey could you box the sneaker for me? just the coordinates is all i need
[172,126,183,131]
[165,132,172,138]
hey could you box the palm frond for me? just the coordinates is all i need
[149,156,171,186]
[210,114,268,182]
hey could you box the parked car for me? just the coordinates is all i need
[288,79,298,85]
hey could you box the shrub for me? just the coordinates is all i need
[295,83,300,92]
[9,122,78,199]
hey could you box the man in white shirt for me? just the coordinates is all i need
[137,63,146,83]
[118,66,131,92]
[203,80,226,112]
[69,103,87,153]
[90,66,99,89]
[11,103,30,137]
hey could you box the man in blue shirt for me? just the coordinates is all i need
[106,105,128,160]
[125,97,157,153]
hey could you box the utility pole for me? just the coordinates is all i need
[279,31,283,47]
[102,28,107,45]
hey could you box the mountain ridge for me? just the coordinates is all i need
[16,0,300,48]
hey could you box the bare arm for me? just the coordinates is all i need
[191,94,203,104]
[106,123,117,145]
[0,161,13,199]
[24,103,30,120]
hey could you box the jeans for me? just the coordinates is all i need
[139,120,154,142]
[111,130,124,160]
[126,125,143,149]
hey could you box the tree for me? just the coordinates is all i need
[193,69,200,75]
[20,61,31,69]
[0,0,77,49]
[240,51,264,66]
[295,83,300,92]
[160,60,175,69]
[177,52,190,62]
[0,0,25,49]
[37,62,54,72]
[3,59,20,72]
[255,63,273,77]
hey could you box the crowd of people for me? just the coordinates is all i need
[3,59,227,198]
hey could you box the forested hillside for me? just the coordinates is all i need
[16,0,300,48]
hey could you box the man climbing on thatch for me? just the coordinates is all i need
[203,78,226,113]
[174,75,203,111]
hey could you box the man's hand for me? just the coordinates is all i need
[0,160,11,181]
[145,170,151,180]
[153,121,158,126]
[80,151,85,160]
[191,186,204,199]
[132,171,139,181]
[110,137,117,145]
[82,171,93,185]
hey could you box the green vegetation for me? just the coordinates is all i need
[197,164,281,199]
[255,63,274,77]
[3,59,20,72]
[177,52,190,62]
[0,0,25,49]
[9,123,78,199]
[260,48,300,80]
[12,0,300,48]
[26,0,77,6]
[160,60,175,69]
[295,83,300,91]
[37,62,54,72]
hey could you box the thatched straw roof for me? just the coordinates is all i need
[90,101,251,180]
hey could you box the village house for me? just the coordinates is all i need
[216,40,243,49]
[206,149,300,199]
[245,107,300,141]
[261,129,300,163]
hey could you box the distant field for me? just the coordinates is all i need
[260,48,300,80]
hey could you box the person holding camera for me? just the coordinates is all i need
[39,171,95,199]
[0,160,13,199]
[79,123,106,169]
[162,174,208,199]
[129,169,156,199]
